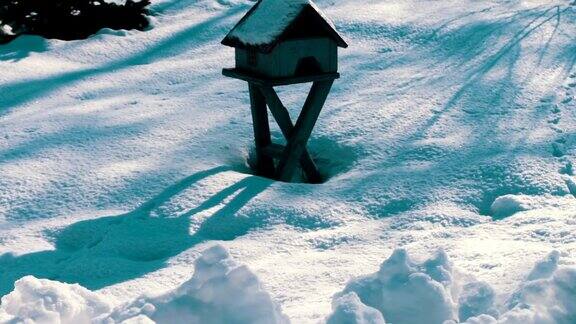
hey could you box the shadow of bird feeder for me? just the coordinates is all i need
[222,0,348,184]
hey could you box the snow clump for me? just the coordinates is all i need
[328,249,576,324]
[0,276,112,323]
[326,292,386,324]
[490,195,529,218]
[0,245,288,324]
[107,244,289,324]
[331,249,459,324]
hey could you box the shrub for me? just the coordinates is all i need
[0,0,150,43]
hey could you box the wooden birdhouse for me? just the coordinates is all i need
[221,0,347,183]
[221,0,348,78]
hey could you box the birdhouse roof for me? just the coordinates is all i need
[221,0,348,52]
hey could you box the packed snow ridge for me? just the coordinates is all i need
[1,246,575,324]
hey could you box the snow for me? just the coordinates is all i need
[0,24,14,36]
[472,256,576,324]
[3,247,575,324]
[106,245,289,324]
[0,276,111,323]
[329,249,576,324]
[326,292,385,324]
[490,195,530,218]
[105,0,127,5]
[334,249,458,323]
[1,0,576,322]
[0,245,288,324]
[227,0,311,46]
[498,253,576,324]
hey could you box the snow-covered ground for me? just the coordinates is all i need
[1,0,576,322]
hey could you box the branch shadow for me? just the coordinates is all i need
[0,165,273,296]
[327,3,576,219]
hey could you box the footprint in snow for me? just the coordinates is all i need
[552,142,565,157]
[560,161,573,175]
[561,96,573,104]
[545,72,576,160]
[565,176,576,198]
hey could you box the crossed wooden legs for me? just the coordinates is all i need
[248,80,334,183]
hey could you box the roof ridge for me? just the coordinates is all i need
[222,0,347,52]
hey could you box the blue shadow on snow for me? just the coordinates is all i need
[0,166,273,296]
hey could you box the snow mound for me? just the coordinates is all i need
[334,249,458,324]
[107,244,288,324]
[457,281,498,321]
[331,250,576,324]
[490,195,529,218]
[497,251,576,324]
[326,292,385,324]
[463,252,576,324]
[526,250,560,281]
[0,276,111,324]
[489,194,576,219]
[3,247,576,324]
[0,245,287,324]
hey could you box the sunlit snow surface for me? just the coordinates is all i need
[0,0,575,322]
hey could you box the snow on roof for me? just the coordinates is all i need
[227,0,309,47]
[222,0,347,50]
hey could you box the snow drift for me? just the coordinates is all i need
[332,248,459,323]
[328,249,576,324]
[106,244,289,324]
[471,251,576,324]
[326,292,386,324]
[0,276,111,323]
[2,246,576,324]
[0,245,288,324]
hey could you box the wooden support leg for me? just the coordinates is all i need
[275,80,334,182]
[257,85,323,183]
[248,83,275,177]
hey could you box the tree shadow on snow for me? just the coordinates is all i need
[329,3,576,219]
[0,2,248,115]
[0,36,48,62]
[0,165,273,296]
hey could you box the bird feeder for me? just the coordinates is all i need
[222,0,348,183]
